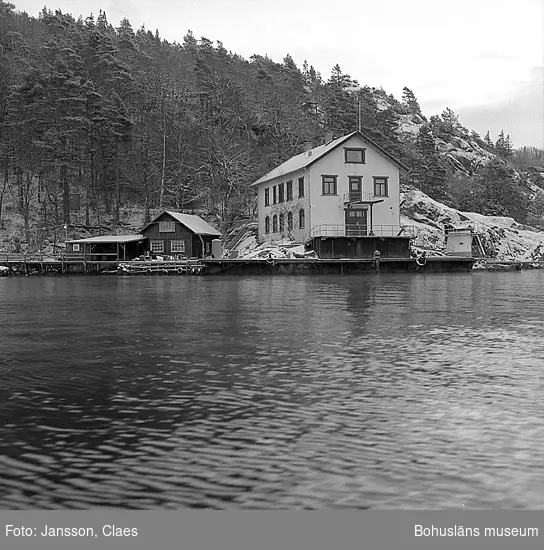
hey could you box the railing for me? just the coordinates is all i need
[342,193,379,203]
[0,252,56,262]
[57,253,87,261]
[0,252,102,262]
[304,224,417,241]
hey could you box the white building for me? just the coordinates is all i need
[251,131,407,243]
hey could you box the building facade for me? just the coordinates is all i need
[141,211,221,258]
[251,131,407,243]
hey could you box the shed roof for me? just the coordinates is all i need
[67,234,146,244]
[143,211,222,236]
[251,130,408,186]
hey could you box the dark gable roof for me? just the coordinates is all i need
[251,130,408,186]
[142,211,221,236]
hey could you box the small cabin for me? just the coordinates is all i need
[141,211,221,258]
[66,235,146,261]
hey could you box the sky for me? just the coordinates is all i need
[12,0,544,148]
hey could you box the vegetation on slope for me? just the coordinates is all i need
[0,0,542,251]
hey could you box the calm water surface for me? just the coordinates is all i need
[1,272,544,509]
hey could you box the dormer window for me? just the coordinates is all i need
[344,148,366,164]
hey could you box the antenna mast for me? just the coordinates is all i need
[358,96,362,132]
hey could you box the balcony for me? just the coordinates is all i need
[304,224,417,240]
[343,193,383,204]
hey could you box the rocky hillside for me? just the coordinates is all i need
[402,186,544,261]
[1,2,541,256]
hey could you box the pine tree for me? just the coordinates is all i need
[474,159,527,221]
[504,134,513,159]
[440,108,459,138]
[408,124,449,203]
[401,87,421,115]
[495,130,506,154]
[323,64,358,134]
[484,130,493,148]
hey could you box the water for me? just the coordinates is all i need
[1,271,544,509]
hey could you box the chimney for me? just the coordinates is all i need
[303,141,313,152]
[324,132,334,144]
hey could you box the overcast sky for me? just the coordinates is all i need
[12,0,544,148]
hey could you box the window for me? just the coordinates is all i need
[279,213,285,232]
[322,175,337,195]
[265,188,270,207]
[299,209,305,229]
[265,216,270,234]
[171,240,185,253]
[373,176,389,196]
[278,183,285,203]
[150,240,164,253]
[348,209,366,219]
[72,244,80,252]
[272,215,278,233]
[286,181,293,201]
[159,221,175,232]
[273,185,277,204]
[287,211,293,230]
[298,177,304,198]
[344,148,366,164]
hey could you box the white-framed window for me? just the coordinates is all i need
[159,221,175,233]
[150,240,164,253]
[373,176,389,196]
[344,148,366,164]
[171,240,185,253]
[72,244,80,252]
[322,175,337,195]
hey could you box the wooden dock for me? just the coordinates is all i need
[0,253,118,276]
[200,256,476,275]
[0,253,204,276]
[7,253,529,277]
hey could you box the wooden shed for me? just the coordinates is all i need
[141,211,221,259]
[66,235,147,261]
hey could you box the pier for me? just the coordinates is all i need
[0,253,206,276]
[0,253,476,276]
[200,256,476,275]
[0,253,118,276]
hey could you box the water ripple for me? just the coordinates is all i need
[1,272,544,508]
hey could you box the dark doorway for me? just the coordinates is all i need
[345,207,368,236]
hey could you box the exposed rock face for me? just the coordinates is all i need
[402,186,544,261]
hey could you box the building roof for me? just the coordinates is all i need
[67,235,146,244]
[251,130,408,186]
[143,211,222,236]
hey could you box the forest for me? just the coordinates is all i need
[1,0,543,250]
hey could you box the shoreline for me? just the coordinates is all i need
[0,256,475,276]
[4,257,544,277]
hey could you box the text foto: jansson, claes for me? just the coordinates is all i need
[6,525,138,537]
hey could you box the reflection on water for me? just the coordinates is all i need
[1,272,544,509]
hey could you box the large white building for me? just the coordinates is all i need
[251,131,407,243]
